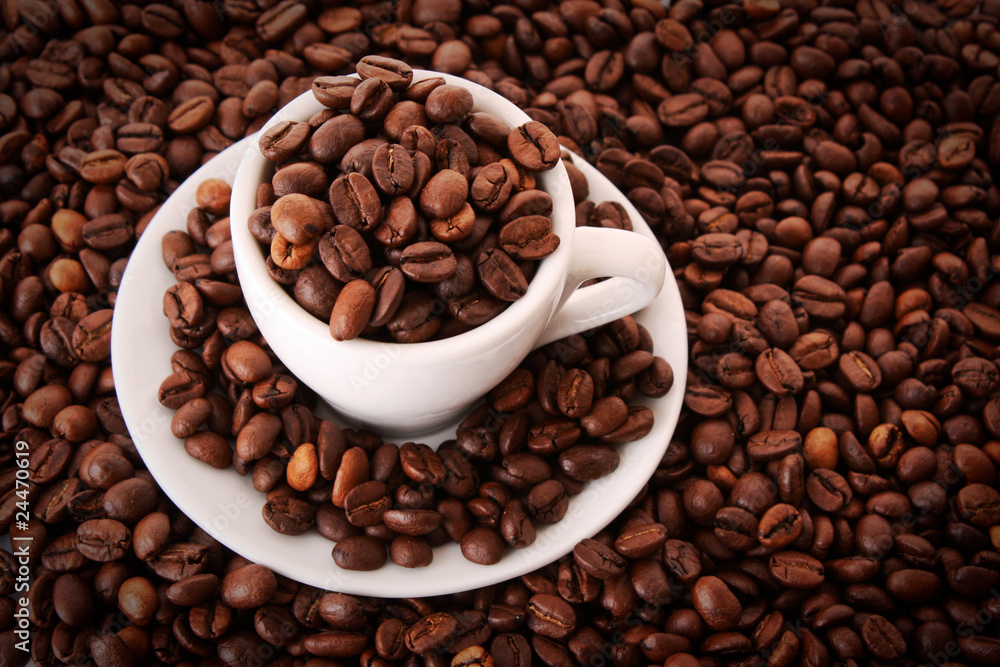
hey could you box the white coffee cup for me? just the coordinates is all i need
[230,70,666,436]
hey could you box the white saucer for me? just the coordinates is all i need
[111,136,688,597]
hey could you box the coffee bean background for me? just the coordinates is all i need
[3,0,1000,666]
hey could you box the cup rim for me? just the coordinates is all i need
[230,69,576,361]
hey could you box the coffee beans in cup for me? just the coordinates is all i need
[249,56,562,342]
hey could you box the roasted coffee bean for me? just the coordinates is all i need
[558,444,619,481]
[500,499,535,549]
[259,121,311,162]
[400,242,457,283]
[390,535,433,568]
[169,96,216,134]
[301,631,368,658]
[806,469,853,512]
[449,289,505,327]
[270,194,329,245]
[401,611,456,655]
[601,406,654,444]
[573,539,626,580]
[499,216,559,261]
[714,506,758,550]
[374,196,418,249]
[460,527,506,565]
[315,592,366,631]
[659,94,710,127]
[793,276,847,319]
[861,615,907,660]
[615,523,668,559]
[329,279,376,341]
[580,397,629,437]
[343,480,391,528]
[426,85,474,124]
[419,169,468,220]
[471,162,515,212]
[507,122,560,172]
[306,246,353,302]
[328,172,382,231]
[79,149,126,184]
[221,564,277,609]
[82,214,134,252]
[318,225,372,282]
[526,480,568,524]
[955,484,1000,528]
[429,202,476,243]
[117,122,164,154]
[371,143,414,196]
[311,115,366,165]
[351,77,394,122]
[755,348,804,395]
[477,248,527,302]
[356,56,413,91]
[382,508,442,536]
[757,504,803,549]
[502,190,553,223]
[691,576,742,631]
[312,76,360,110]
[76,519,131,562]
[163,282,204,330]
[158,370,209,410]
[769,551,825,589]
[747,430,801,463]
[262,496,314,535]
[839,350,883,392]
[526,594,575,639]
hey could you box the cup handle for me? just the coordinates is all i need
[535,226,667,348]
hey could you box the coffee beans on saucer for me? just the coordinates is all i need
[160,172,668,570]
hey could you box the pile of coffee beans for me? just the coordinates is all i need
[251,55,563,342]
[160,175,670,569]
[5,0,1000,665]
